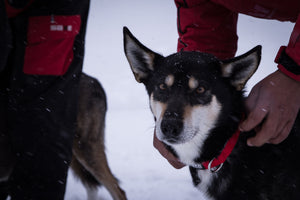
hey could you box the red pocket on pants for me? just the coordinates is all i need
[23,15,81,75]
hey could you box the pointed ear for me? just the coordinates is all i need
[221,45,262,90]
[123,27,163,83]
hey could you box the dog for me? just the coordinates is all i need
[0,73,127,200]
[123,27,300,200]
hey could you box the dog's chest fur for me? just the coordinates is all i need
[193,169,216,199]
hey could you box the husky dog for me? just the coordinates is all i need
[123,27,300,200]
[0,73,127,200]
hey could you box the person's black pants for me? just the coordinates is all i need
[0,0,90,199]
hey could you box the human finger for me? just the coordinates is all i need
[153,133,185,168]
[246,110,279,146]
[268,120,293,144]
[168,160,186,169]
[153,134,175,160]
[239,104,268,132]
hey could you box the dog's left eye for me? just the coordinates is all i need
[196,86,205,94]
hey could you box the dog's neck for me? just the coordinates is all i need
[191,128,241,172]
[192,114,244,172]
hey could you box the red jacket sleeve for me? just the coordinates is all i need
[175,0,238,59]
[275,14,300,81]
[5,0,34,18]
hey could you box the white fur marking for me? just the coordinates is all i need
[150,94,166,141]
[196,170,215,199]
[196,167,231,197]
[171,96,222,166]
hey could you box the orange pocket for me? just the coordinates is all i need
[23,15,81,75]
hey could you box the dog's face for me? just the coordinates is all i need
[123,27,261,166]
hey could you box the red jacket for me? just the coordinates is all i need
[175,0,300,81]
[4,0,82,76]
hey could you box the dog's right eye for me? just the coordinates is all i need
[159,83,167,90]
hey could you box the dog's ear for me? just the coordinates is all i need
[221,45,262,90]
[123,27,163,83]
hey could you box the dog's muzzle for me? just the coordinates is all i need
[161,118,183,142]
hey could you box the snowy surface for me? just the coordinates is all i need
[65,0,294,199]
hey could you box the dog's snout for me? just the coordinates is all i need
[161,119,182,137]
[161,111,183,142]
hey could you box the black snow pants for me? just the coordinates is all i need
[0,0,90,199]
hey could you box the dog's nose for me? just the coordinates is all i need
[161,111,183,141]
[161,118,183,139]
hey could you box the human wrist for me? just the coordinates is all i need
[275,46,300,82]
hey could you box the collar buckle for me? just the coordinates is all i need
[208,158,224,173]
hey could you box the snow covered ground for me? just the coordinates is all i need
[65,0,294,199]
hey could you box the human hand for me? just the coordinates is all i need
[239,70,300,146]
[153,133,186,169]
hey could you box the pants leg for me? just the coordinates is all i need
[0,40,14,200]
[0,71,12,200]
[4,1,90,199]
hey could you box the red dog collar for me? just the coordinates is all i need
[201,129,241,172]
[191,128,241,172]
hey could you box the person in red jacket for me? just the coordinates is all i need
[154,0,300,169]
[0,0,90,199]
